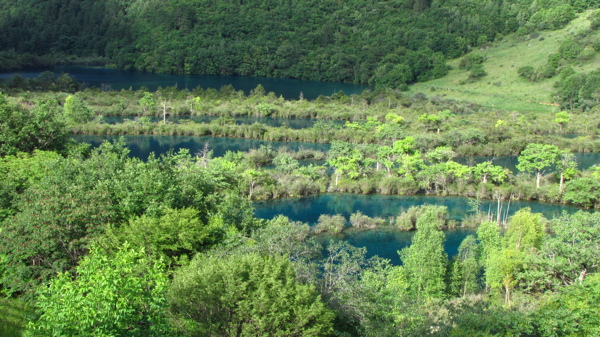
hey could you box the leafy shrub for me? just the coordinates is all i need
[395,205,449,230]
[459,54,485,70]
[349,211,386,229]
[518,66,538,82]
[469,64,487,79]
[559,38,583,59]
[314,214,346,234]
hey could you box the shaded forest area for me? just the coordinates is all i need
[1,0,597,88]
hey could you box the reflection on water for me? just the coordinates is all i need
[254,194,584,264]
[253,194,581,224]
[0,66,369,100]
[73,135,330,158]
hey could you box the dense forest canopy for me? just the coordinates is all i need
[1,0,597,88]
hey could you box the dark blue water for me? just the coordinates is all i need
[73,135,330,159]
[253,194,584,264]
[102,115,343,129]
[0,66,368,100]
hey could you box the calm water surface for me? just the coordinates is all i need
[0,66,368,100]
[72,135,593,264]
[73,135,330,158]
[254,194,584,264]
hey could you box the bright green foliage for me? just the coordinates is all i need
[552,111,570,132]
[139,92,156,113]
[535,274,600,336]
[273,153,299,173]
[328,141,364,184]
[169,253,334,337]
[0,94,69,156]
[472,161,510,184]
[397,151,425,179]
[242,168,273,198]
[529,4,575,30]
[27,245,171,337]
[486,208,546,304]
[564,177,600,208]
[556,150,577,190]
[102,207,222,268]
[0,167,117,296]
[0,150,62,220]
[419,113,442,133]
[426,146,456,163]
[516,143,561,188]
[477,221,502,263]
[63,95,93,124]
[395,205,450,231]
[504,208,546,252]
[399,210,448,300]
[244,215,317,261]
[384,113,404,125]
[486,248,524,305]
[450,235,481,297]
[523,211,600,292]
[314,214,346,234]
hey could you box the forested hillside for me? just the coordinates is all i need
[1,0,597,87]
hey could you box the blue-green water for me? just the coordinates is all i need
[73,135,330,159]
[253,194,584,264]
[102,115,344,130]
[0,66,368,100]
[75,135,600,171]
[72,135,593,264]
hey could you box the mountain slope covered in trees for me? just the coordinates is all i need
[1,0,598,88]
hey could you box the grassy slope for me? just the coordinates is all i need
[409,11,600,113]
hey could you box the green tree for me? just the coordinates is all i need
[399,210,448,300]
[0,170,117,295]
[564,177,600,208]
[553,111,570,132]
[101,207,223,268]
[472,161,509,184]
[63,95,94,124]
[27,244,171,337]
[328,141,364,185]
[169,253,334,337]
[0,95,69,156]
[139,92,156,114]
[556,150,577,191]
[516,144,561,188]
[486,208,546,304]
[449,235,481,297]
[535,274,600,336]
[523,211,600,292]
[469,64,487,79]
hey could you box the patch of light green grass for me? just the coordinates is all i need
[409,11,600,113]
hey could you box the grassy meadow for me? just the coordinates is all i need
[409,11,600,113]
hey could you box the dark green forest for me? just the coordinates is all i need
[1,0,597,88]
[2,0,600,336]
